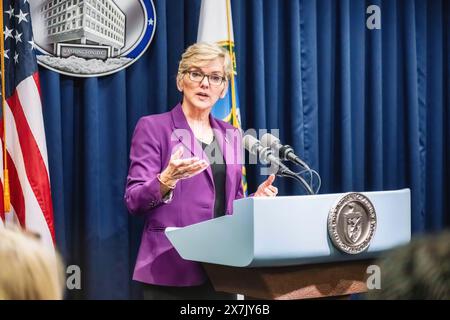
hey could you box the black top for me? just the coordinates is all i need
[198,136,226,218]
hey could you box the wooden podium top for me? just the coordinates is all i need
[203,260,374,300]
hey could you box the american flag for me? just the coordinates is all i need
[0,0,54,249]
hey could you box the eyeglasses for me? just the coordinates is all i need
[185,70,226,86]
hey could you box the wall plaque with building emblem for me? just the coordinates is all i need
[327,193,377,254]
[30,0,156,77]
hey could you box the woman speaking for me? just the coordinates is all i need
[125,43,278,299]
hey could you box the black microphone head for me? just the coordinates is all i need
[261,133,281,149]
[243,135,260,155]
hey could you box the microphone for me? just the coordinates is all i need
[243,135,291,174]
[260,133,310,170]
[243,135,314,195]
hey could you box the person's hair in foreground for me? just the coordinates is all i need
[0,227,64,300]
[366,231,450,300]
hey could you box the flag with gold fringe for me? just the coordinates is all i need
[197,0,248,195]
[0,0,55,249]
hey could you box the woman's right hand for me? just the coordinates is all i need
[159,147,209,187]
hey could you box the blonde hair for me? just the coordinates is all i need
[0,227,65,300]
[177,42,233,84]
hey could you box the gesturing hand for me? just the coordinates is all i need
[254,174,278,197]
[159,147,209,187]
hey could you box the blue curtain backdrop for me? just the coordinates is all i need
[38,0,449,299]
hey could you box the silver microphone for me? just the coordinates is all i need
[261,133,310,169]
[243,135,285,169]
[243,135,314,195]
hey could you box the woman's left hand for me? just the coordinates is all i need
[254,174,278,197]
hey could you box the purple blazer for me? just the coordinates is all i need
[124,103,245,286]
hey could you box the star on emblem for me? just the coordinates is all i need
[148,18,154,26]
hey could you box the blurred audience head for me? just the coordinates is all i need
[367,231,450,300]
[0,227,64,300]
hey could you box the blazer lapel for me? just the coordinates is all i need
[171,103,214,190]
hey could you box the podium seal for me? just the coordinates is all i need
[328,193,377,254]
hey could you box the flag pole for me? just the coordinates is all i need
[225,0,238,128]
[0,1,11,213]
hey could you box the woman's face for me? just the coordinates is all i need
[178,58,228,112]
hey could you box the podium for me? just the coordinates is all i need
[165,189,411,299]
